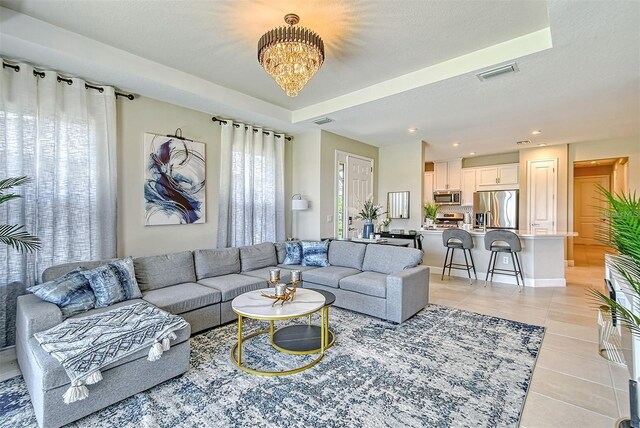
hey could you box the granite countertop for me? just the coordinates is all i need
[418,228,577,238]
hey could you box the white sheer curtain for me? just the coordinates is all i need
[0,61,116,347]
[217,120,285,247]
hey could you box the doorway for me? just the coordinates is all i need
[335,151,374,239]
[572,157,628,267]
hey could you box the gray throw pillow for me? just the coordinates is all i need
[28,267,96,318]
[82,257,142,308]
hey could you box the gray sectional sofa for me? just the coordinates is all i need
[15,240,429,427]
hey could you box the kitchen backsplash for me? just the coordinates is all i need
[437,205,472,215]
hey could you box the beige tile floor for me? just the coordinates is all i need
[429,243,627,427]
[0,244,628,427]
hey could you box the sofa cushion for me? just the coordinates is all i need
[302,266,361,288]
[142,283,221,315]
[275,242,287,264]
[239,242,278,272]
[241,267,292,284]
[282,241,303,265]
[194,248,241,280]
[198,274,266,301]
[362,245,423,275]
[328,240,367,270]
[339,271,387,298]
[42,259,114,283]
[301,240,330,267]
[134,251,196,291]
[28,268,96,318]
[276,264,319,272]
[82,257,142,308]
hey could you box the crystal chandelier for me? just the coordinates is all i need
[257,14,325,97]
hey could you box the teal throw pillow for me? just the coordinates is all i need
[27,267,96,318]
[301,241,330,267]
[282,241,303,265]
[82,257,142,308]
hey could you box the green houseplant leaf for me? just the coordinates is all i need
[0,176,41,253]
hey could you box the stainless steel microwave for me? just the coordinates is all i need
[433,191,461,205]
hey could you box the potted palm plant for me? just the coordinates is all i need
[591,187,639,428]
[0,176,40,348]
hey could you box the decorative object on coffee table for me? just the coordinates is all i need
[261,270,302,306]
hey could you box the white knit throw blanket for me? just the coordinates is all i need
[33,302,188,404]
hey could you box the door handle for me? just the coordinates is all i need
[531,223,540,226]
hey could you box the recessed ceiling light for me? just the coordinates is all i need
[469,152,476,155]
[537,143,547,147]
[590,161,597,164]
[453,142,460,147]
[532,130,542,135]
[408,128,418,133]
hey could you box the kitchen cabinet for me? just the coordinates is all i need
[461,168,477,206]
[434,159,462,190]
[477,163,519,188]
[423,172,434,203]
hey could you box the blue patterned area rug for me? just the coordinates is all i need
[0,305,544,427]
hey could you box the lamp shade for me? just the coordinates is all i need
[292,198,309,211]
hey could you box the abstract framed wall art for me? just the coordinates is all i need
[144,133,206,225]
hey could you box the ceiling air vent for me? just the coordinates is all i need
[476,62,519,81]
[312,117,333,125]
[516,140,532,146]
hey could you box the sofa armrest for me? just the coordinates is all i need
[386,265,430,323]
[16,293,63,341]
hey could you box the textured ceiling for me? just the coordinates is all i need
[0,0,549,109]
[0,1,638,161]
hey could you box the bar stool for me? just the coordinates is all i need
[441,229,477,284]
[484,230,524,290]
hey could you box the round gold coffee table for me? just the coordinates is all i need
[231,288,327,376]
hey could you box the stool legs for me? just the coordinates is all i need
[484,251,495,286]
[468,250,478,281]
[485,251,525,290]
[441,247,451,281]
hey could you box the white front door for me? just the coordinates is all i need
[336,152,373,238]
[527,159,557,232]
[574,175,609,245]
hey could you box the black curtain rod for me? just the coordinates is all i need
[3,62,135,100]
[212,116,292,141]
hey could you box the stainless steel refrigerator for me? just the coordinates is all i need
[473,190,519,229]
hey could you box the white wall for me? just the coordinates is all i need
[116,96,221,256]
[378,141,424,231]
[290,130,322,240]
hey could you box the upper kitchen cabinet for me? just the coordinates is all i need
[461,168,477,206]
[423,172,435,203]
[434,159,462,190]
[477,163,519,188]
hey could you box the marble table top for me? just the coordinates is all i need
[231,288,325,319]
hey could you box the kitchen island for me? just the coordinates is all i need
[419,228,577,287]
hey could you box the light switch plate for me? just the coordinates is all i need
[327,215,333,223]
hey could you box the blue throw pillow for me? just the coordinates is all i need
[27,267,96,318]
[82,257,142,308]
[301,241,330,267]
[282,241,303,265]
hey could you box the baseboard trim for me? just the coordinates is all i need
[429,266,566,288]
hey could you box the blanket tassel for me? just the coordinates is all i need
[63,382,89,404]
[148,341,164,361]
[85,370,102,385]
[162,332,177,352]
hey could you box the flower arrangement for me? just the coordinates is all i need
[381,218,391,228]
[356,198,385,222]
[423,201,438,222]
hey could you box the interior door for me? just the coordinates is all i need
[337,154,373,238]
[574,175,609,245]
[527,159,557,232]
